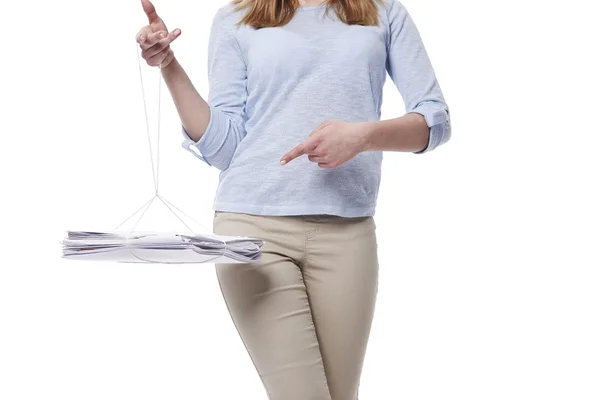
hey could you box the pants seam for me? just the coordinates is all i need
[300,221,309,268]
[301,219,319,268]
[298,267,333,400]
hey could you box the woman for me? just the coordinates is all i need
[136,0,450,398]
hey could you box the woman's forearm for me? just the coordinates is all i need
[364,113,430,153]
[161,57,210,143]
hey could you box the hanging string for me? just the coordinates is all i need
[113,195,155,231]
[111,43,214,236]
[157,195,194,233]
[156,63,163,194]
[159,195,207,230]
[99,42,236,263]
[128,196,156,234]
[136,41,158,193]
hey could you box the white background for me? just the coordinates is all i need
[1,0,599,399]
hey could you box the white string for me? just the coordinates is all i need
[131,42,216,234]
[128,196,156,235]
[159,195,213,233]
[113,195,156,231]
[108,43,228,264]
[123,237,228,264]
[156,195,193,233]
[136,42,158,193]
[156,63,162,194]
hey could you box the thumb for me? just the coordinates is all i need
[168,28,182,42]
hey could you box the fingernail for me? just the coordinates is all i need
[280,160,286,165]
[160,32,166,38]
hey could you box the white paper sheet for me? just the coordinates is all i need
[61,231,264,264]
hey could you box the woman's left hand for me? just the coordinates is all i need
[280,120,372,168]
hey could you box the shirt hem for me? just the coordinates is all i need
[213,202,376,218]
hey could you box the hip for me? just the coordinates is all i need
[213,210,377,263]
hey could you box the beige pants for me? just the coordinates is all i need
[213,211,379,400]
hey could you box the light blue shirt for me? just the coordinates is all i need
[182,0,451,217]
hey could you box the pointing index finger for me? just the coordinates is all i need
[141,0,160,24]
[280,137,317,165]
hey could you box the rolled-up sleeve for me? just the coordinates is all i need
[385,0,451,154]
[182,6,248,170]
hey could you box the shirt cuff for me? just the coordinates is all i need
[409,104,450,154]
[180,105,228,167]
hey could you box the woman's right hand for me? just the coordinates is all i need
[136,0,181,68]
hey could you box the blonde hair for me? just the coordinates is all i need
[231,0,386,28]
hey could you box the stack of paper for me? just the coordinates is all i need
[61,231,264,264]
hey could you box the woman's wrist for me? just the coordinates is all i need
[160,55,185,84]
[361,121,378,152]
[160,52,178,71]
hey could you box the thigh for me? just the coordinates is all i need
[213,212,332,400]
[302,216,379,400]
